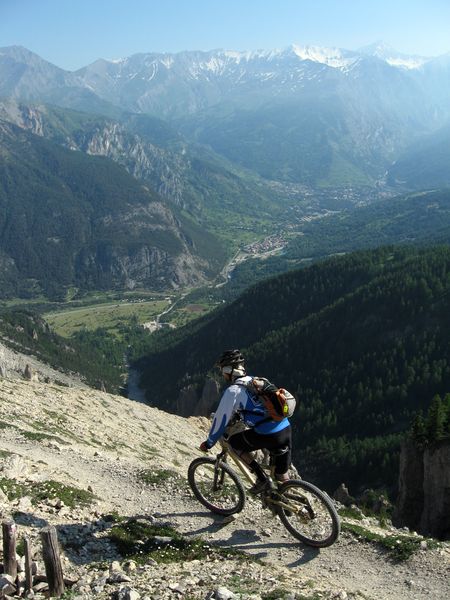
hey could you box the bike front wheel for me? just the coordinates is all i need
[276,480,340,547]
[188,456,246,516]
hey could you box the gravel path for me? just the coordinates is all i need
[1,378,449,600]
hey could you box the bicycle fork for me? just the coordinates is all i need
[212,452,227,491]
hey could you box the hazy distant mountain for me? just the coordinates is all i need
[388,124,450,189]
[1,42,449,186]
[71,44,445,121]
[358,42,429,69]
[0,46,122,116]
[1,42,447,120]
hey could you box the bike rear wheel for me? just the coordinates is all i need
[276,480,340,547]
[188,456,246,516]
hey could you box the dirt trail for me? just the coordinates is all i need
[1,378,449,600]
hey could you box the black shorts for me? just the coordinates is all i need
[228,426,292,475]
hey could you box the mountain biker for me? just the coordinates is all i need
[199,349,292,495]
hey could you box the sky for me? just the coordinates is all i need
[1,0,449,71]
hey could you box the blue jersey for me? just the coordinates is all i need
[206,375,289,448]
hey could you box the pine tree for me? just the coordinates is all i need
[443,393,450,436]
[426,394,446,442]
[411,411,427,445]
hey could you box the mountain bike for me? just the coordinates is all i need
[188,437,340,548]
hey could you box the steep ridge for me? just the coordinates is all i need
[0,118,220,298]
[0,377,449,599]
[0,339,87,388]
[0,99,284,232]
[0,46,123,117]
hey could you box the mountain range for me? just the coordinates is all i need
[1,42,450,300]
[2,43,450,188]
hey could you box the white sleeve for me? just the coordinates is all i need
[207,386,241,447]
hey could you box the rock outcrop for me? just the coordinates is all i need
[421,442,450,538]
[175,378,221,418]
[394,439,450,539]
[195,378,221,416]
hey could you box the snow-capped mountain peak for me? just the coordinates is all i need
[358,41,430,69]
[290,44,358,69]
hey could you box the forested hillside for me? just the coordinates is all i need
[0,99,286,239]
[137,245,450,494]
[0,309,123,389]
[0,119,224,299]
[410,392,450,445]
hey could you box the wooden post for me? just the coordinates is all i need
[40,526,65,598]
[2,519,17,578]
[24,537,33,593]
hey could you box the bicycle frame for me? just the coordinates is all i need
[215,440,309,516]
[216,440,256,486]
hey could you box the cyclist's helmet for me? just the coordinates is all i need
[217,349,245,369]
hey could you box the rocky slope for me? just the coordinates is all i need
[0,340,87,388]
[1,377,449,600]
[0,99,284,232]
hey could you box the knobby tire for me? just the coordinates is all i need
[188,456,246,516]
[276,479,340,547]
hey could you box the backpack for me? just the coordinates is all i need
[238,377,296,423]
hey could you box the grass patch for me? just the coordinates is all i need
[108,518,242,564]
[45,298,170,338]
[175,445,191,457]
[140,443,160,456]
[21,430,70,445]
[262,591,321,600]
[343,523,439,561]
[0,478,29,501]
[339,498,392,528]
[60,591,79,600]
[0,449,13,459]
[103,511,127,524]
[0,478,95,508]
[137,468,183,485]
[225,573,268,597]
[338,506,364,520]
[43,409,68,423]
